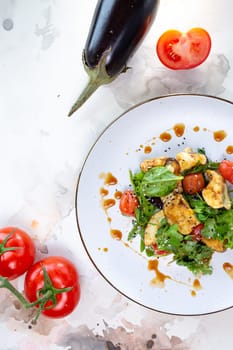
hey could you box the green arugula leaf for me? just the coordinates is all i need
[130,170,156,222]
[140,237,145,253]
[182,161,220,176]
[127,170,157,248]
[127,220,143,241]
[197,148,206,155]
[145,246,156,257]
[141,167,183,197]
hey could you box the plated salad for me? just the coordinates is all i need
[119,148,233,275]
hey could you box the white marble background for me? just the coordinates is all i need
[0,0,233,349]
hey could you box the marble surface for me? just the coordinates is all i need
[0,0,233,349]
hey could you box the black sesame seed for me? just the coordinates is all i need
[146,340,154,349]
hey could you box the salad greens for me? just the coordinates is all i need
[182,161,220,175]
[185,194,225,222]
[128,167,182,248]
[128,170,156,243]
[186,195,233,248]
[126,156,233,276]
[202,209,233,248]
[141,166,183,197]
[156,219,213,275]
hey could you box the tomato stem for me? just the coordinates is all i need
[0,276,30,307]
[0,266,73,324]
[0,232,20,255]
[35,267,73,309]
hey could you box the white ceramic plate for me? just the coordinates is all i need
[76,94,233,315]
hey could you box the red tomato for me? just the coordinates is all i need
[191,224,204,241]
[219,160,233,184]
[119,190,139,216]
[152,243,169,256]
[156,28,211,70]
[0,227,35,280]
[182,173,205,195]
[24,256,80,318]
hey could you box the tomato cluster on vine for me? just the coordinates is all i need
[0,227,81,322]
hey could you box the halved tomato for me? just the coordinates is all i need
[119,190,139,216]
[156,27,211,70]
[219,160,233,184]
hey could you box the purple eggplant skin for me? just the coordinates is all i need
[68,0,159,116]
[85,0,160,77]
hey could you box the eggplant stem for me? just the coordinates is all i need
[68,48,117,117]
[68,78,101,117]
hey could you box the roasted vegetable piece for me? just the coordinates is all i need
[201,237,226,252]
[162,192,200,234]
[144,210,165,246]
[140,156,167,172]
[165,158,181,175]
[202,170,231,209]
[176,147,207,172]
[68,0,160,116]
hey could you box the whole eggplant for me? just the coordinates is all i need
[68,0,160,116]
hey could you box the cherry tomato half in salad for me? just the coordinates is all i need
[152,243,169,256]
[119,190,139,216]
[219,160,233,184]
[182,173,205,195]
[24,256,81,318]
[0,227,35,280]
[156,28,211,70]
[191,224,204,241]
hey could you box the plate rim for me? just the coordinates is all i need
[75,93,233,316]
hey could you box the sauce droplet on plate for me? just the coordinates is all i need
[98,247,109,252]
[226,145,233,155]
[100,187,109,197]
[110,229,122,240]
[160,132,172,142]
[144,146,152,154]
[114,190,122,200]
[193,126,200,132]
[99,172,118,185]
[102,198,116,210]
[213,130,227,142]
[173,123,185,137]
[193,278,202,290]
[148,259,171,287]
[223,262,233,279]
